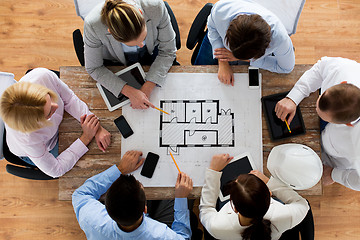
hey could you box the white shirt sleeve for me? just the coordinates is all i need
[199,168,225,237]
[267,177,309,232]
[28,139,88,178]
[286,58,325,105]
[207,14,225,58]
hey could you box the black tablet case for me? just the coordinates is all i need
[262,91,306,140]
[220,156,253,198]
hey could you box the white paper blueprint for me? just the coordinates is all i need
[121,73,262,187]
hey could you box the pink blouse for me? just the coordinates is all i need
[5,68,91,178]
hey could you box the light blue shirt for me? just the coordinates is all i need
[207,0,295,73]
[72,165,192,240]
[120,41,146,53]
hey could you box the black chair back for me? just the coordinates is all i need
[186,3,213,65]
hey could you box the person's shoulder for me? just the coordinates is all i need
[19,68,58,85]
[140,216,180,238]
[319,56,359,67]
[84,3,104,26]
[140,0,165,16]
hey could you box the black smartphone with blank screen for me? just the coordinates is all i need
[248,67,260,88]
[140,152,160,178]
[114,115,134,138]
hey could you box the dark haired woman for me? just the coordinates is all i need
[84,0,176,109]
[195,0,295,85]
[200,154,309,239]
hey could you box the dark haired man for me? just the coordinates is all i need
[275,57,360,191]
[194,0,295,85]
[72,150,194,239]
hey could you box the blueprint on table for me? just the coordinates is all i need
[121,72,262,187]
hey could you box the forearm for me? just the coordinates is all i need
[207,16,224,57]
[29,139,88,178]
[268,177,309,229]
[287,60,324,105]
[199,169,222,230]
[171,198,191,239]
[332,167,360,191]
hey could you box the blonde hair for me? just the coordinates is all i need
[0,82,58,133]
[101,0,145,42]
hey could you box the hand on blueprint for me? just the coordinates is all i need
[275,97,297,124]
[209,154,233,172]
[214,48,239,62]
[121,85,155,109]
[175,172,193,198]
[218,61,234,86]
[95,125,111,152]
[117,150,145,175]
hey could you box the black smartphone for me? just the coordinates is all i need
[114,115,134,138]
[248,67,260,88]
[140,152,160,178]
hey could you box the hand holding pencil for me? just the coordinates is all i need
[175,172,193,198]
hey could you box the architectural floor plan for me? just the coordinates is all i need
[159,100,234,154]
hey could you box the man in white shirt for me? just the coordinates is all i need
[275,57,360,191]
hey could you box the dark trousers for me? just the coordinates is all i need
[147,199,203,239]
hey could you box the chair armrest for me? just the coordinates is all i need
[6,164,56,180]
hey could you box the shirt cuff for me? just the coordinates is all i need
[286,88,305,106]
[331,167,342,183]
[174,198,188,210]
[73,138,89,157]
[267,176,286,190]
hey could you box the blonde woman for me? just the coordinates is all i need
[84,0,176,109]
[0,68,111,178]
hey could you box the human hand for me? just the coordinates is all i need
[79,114,100,145]
[218,61,235,86]
[275,97,297,124]
[175,172,193,198]
[117,150,145,175]
[209,154,233,172]
[322,164,335,186]
[121,85,155,109]
[95,125,111,152]
[140,81,156,99]
[250,170,270,184]
[214,48,239,62]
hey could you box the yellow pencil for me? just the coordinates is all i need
[284,119,292,133]
[154,106,170,115]
[169,151,181,173]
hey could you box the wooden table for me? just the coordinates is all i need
[58,65,321,201]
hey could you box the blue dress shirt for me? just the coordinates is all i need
[207,0,295,73]
[72,165,192,239]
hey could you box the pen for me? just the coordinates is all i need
[154,106,170,115]
[284,119,292,133]
[169,151,181,173]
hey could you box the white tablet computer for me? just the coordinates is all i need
[97,63,146,112]
[218,152,257,202]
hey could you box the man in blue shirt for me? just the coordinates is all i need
[195,0,295,85]
[72,150,193,239]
